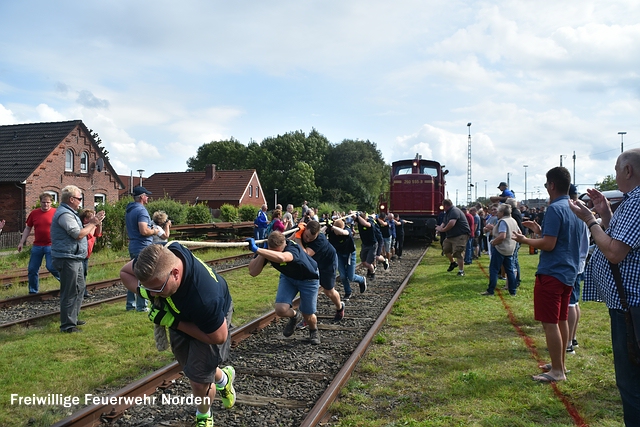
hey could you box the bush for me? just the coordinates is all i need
[219,204,239,222]
[146,198,187,225]
[96,197,130,251]
[186,203,213,224]
[238,204,258,222]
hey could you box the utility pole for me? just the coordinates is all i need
[572,151,576,185]
[467,123,472,206]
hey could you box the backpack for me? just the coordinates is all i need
[265,219,276,236]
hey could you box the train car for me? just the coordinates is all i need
[382,155,447,243]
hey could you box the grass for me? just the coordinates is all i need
[0,246,280,427]
[329,245,625,427]
[0,244,626,426]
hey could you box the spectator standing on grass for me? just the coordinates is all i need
[247,231,321,344]
[283,204,294,231]
[51,186,104,333]
[0,219,4,236]
[566,185,589,355]
[120,242,236,427]
[79,209,103,299]
[296,220,345,321]
[481,203,518,296]
[125,186,161,312]
[462,206,475,265]
[569,148,640,425]
[436,199,470,277]
[512,167,583,383]
[254,204,268,241]
[151,211,172,245]
[506,198,525,287]
[17,193,60,294]
[327,218,367,301]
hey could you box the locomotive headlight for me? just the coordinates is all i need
[380,204,386,211]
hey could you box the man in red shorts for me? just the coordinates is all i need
[512,167,584,382]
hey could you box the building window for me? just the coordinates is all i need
[65,149,74,172]
[94,194,105,208]
[80,152,89,173]
[249,185,253,197]
[44,191,58,204]
[256,186,260,198]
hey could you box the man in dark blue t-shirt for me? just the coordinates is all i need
[297,220,345,322]
[120,242,235,427]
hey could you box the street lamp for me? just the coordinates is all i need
[619,131,627,153]
[523,165,528,205]
[274,188,278,208]
[137,169,144,187]
[484,179,487,200]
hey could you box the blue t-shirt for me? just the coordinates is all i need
[500,189,515,199]
[536,195,583,285]
[267,240,319,280]
[125,202,153,257]
[302,232,337,270]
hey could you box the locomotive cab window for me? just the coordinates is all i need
[421,165,438,176]
[395,166,413,175]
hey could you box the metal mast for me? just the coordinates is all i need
[467,123,472,206]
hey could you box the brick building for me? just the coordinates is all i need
[0,120,124,242]
[141,164,267,211]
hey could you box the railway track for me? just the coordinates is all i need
[49,244,428,427]
[0,253,254,328]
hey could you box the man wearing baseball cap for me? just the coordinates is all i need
[125,186,161,311]
[490,182,515,203]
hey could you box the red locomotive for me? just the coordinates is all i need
[381,154,448,243]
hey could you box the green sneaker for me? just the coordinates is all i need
[216,366,236,409]
[194,414,213,427]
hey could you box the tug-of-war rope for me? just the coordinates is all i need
[172,213,359,249]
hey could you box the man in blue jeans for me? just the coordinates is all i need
[125,186,161,311]
[17,193,60,293]
[569,148,640,426]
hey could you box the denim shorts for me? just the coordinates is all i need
[275,273,320,315]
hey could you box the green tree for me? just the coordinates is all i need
[595,174,618,191]
[321,139,388,211]
[186,138,247,171]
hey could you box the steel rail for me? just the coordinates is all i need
[0,263,251,329]
[299,246,428,426]
[49,304,297,427]
[0,253,253,308]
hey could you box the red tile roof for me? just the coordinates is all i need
[142,169,259,204]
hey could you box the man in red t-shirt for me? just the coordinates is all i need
[18,193,61,293]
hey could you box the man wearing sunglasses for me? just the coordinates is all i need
[120,242,235,427]
[51,185,105,333]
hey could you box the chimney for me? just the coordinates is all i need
[205,164,216,180]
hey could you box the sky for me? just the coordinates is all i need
[1,0,639,206]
